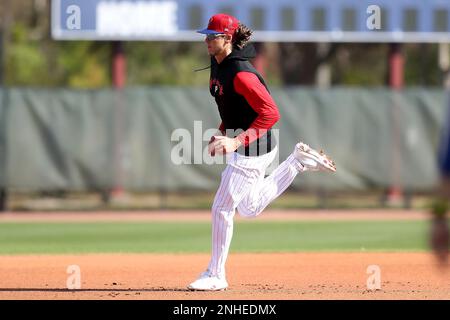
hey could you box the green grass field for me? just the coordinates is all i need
[0,220,434,254]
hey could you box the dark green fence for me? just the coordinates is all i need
[0,86,446,192]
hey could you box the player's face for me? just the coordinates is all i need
[205,34,230,56]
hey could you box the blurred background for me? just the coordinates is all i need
[1,0,450,212]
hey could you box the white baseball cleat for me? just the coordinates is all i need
[193,270,211,281]
[294,142,336,172]
[187,275,228,291]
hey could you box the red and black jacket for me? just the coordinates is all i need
[209,44,280,156]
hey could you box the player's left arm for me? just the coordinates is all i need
[233,71,281,147]
[209,72,280,155]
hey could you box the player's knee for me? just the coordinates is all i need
[237,204,259,218]
[238,210,257,219]
[211,202,232,217]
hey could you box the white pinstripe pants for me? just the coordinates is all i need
[207,146,304,278]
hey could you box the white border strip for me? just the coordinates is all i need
[51,0,62,39]
[52,30,450,43]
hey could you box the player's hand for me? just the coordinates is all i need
[208,136,242,156]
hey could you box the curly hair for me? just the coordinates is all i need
[233,23,253,49]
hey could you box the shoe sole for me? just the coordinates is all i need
[302,152,336,172]
[187,286,228,291]
[297,144,336,173]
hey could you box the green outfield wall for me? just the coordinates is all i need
[0,87,446,192]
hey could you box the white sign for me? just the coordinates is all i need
[97,1,178,37]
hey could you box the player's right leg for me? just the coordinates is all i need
[188,152,266,291]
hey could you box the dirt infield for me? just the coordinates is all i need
[0,253,448,300]
[0,210,447,300]
[0,209,431,222]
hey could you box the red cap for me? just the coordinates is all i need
[197,13,239,36]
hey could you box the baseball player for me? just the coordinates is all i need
[188,13,336,291]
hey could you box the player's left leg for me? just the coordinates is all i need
[237,149,297,218]
[238,142,336,218]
